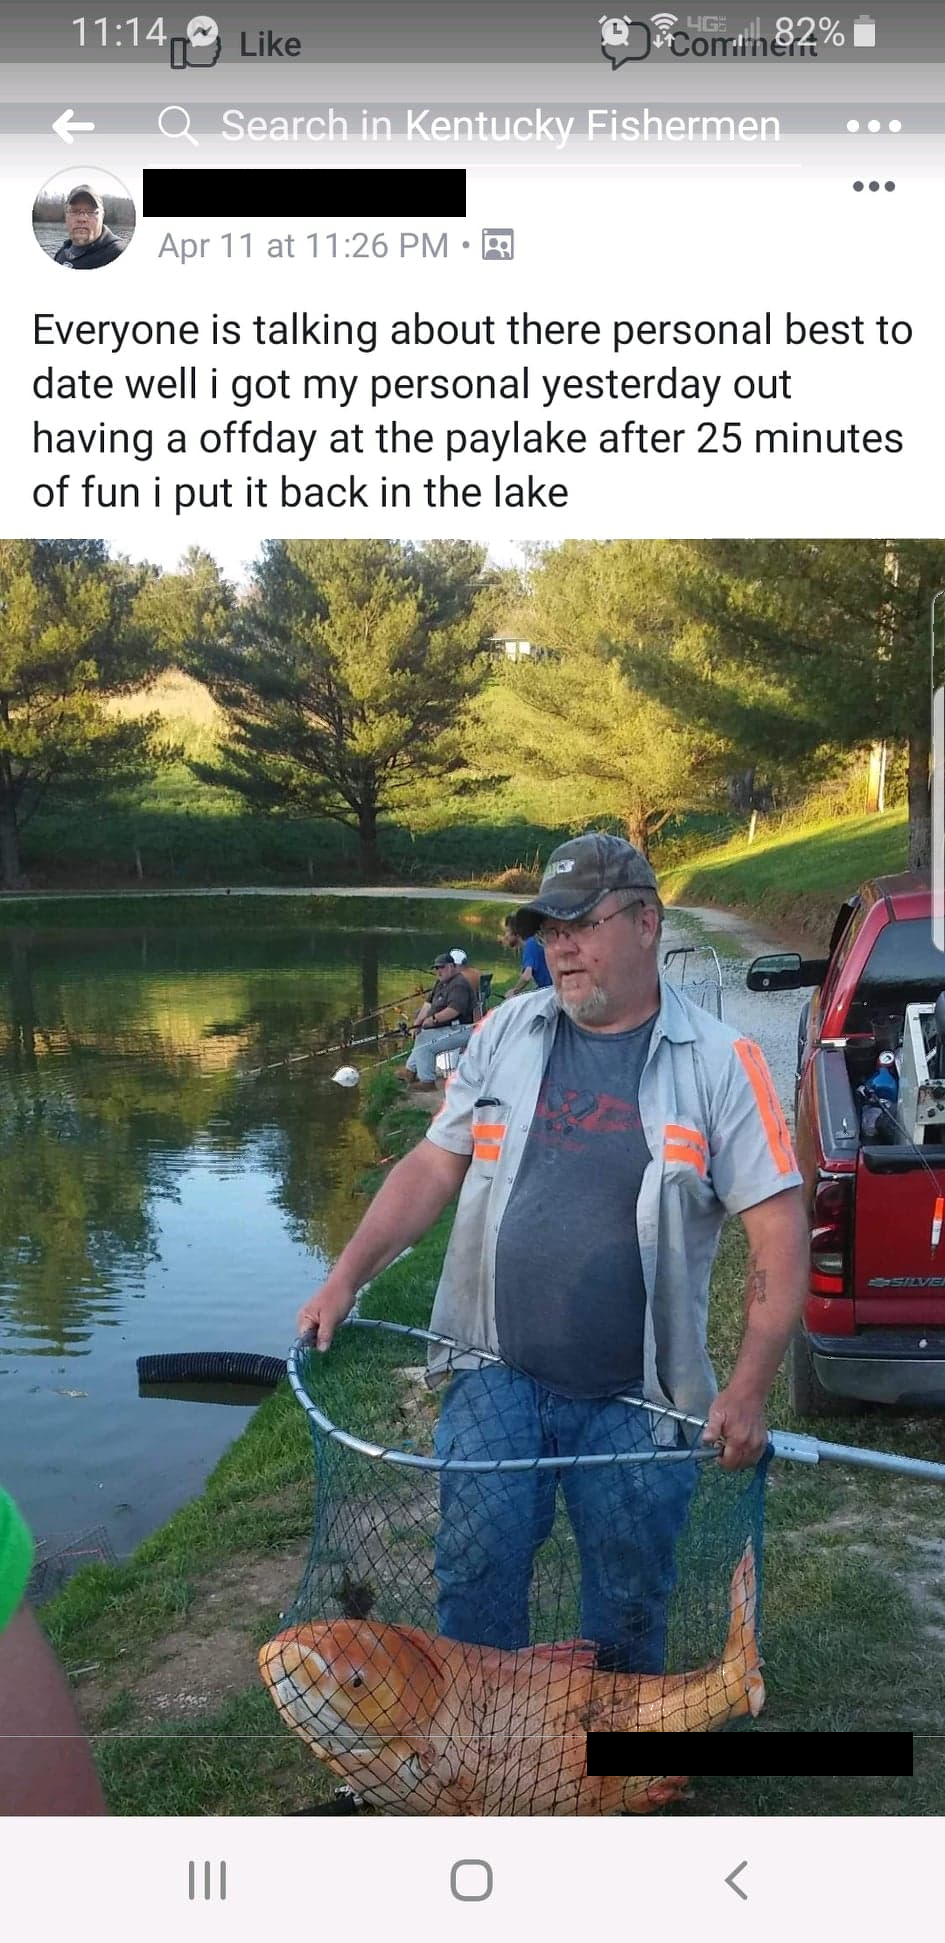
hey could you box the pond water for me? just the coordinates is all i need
[0,908,493,1560]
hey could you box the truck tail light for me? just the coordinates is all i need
[811,1174,852,1280]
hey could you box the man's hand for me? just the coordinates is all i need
[296,1272,357,1352]
[701,1384,769,1471]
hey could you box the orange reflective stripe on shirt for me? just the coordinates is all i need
[665,1121,708,1155]
[734,1037,797,1176]
[472,1119,504,1163]
[663,1139,707,1176]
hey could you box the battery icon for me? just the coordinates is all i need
[853,14,876,45]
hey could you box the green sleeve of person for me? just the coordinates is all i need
[0,1490,34,1633]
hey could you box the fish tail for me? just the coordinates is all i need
[721,1539,764,1719]
[597,1540,765,1737]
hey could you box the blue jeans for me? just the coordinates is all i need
[406,1023,473,1082]
[433,1364,697,1672]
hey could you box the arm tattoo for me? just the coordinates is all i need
[746,1261,768,1311]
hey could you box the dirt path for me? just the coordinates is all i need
[79,1541,310,1732]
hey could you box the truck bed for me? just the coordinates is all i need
[811,1042,945,1323]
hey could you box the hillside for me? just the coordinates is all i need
[661,809,909,941]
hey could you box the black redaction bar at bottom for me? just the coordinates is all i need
[586,1732,914,1776]
[142,169,466,219]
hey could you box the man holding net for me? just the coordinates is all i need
[298,832,808,1672]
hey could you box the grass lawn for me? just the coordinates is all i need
[0,892,516,935]
[661,810,909,941]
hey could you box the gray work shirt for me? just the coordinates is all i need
[425,980,802,1439]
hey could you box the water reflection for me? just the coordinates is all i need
[0,914,474,1548]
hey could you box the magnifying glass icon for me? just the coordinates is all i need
[158,104,199,147]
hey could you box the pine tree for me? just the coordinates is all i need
[498,540,727,856]
[622,540,945,869]
[193,540,499,877]
[0,541,166,888]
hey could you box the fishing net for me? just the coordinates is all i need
[662,946,725,1022]
[27,1524,117,1605]
[261,1320,768,1817]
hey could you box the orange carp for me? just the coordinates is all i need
[258,1543,763,1815]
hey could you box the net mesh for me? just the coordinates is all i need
[27,1524,117,1606]
[261,1322,768,1817]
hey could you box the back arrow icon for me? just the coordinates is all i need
[725,1861,749,1901]
[53,109,97,144]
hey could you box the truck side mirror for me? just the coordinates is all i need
[746,952,829,992]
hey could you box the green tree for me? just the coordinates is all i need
[193,540,499,876]
[134,545,235,671]
[0,540,166,888]
[502,540,727,856]
[618,540,945,869]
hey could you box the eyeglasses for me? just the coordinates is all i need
[536,900,646,948]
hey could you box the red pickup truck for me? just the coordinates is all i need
[747,873,945,1415]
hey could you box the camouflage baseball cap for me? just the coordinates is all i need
[66,184,104,213]
[518,831,658,924]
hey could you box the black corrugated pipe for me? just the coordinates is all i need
[136,1351,287,1387]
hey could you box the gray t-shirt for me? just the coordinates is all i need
[494,1009,656,1399]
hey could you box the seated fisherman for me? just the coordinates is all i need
[448,947,483,1015]
[401,952,476,1090]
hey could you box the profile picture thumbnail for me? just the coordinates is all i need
[33,166,135,270]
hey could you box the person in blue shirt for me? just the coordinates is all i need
[501,912,553,995]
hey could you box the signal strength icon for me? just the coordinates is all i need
[652,10,678,27]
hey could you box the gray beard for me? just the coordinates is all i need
[557,983,609,1024]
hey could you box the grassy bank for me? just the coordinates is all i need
[8,789,910,949]
[15,669,621,894]
[661,808,909,941]
[43,1059,944,1818]
[12,741,564,895]
[0,892,516,935]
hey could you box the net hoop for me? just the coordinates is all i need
[288,1318,722,1473]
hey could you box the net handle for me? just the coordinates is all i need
[286,1318,720,1473]
[290,1319,945,1486]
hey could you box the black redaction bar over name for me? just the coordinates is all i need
[586,1732,914,1776]
[142,170,465,220]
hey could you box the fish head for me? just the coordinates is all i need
[259,1619,444,1752]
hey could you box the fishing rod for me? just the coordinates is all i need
[243,985,427,1078]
